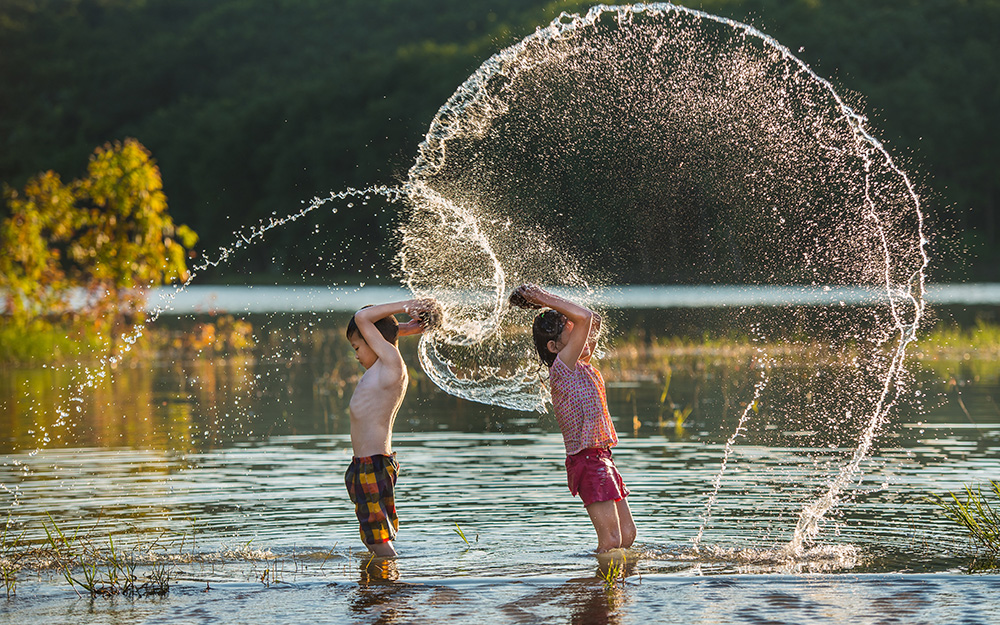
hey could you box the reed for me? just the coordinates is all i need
[599,553,626,591]
[453,522,478,548]
[932,481,1000,554]
[41,515,172,597]
[0,521,25,598]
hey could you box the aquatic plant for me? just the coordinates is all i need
[453,522,469,547]
[911,318,1000,360]
[598,553,627,591]
[41,515,172,597]
[258,560,284,588]
[453,522,479,549]
[0,522,25,597]
[932,481,1000,554]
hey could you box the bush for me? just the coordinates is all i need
[0,139,197,363]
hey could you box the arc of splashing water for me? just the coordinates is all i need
[405,3,929,546]
[399,181,556,411]
[786,121,926,554]
[397,180,549,410]
[399,180,507,346]
[630,2,930,550]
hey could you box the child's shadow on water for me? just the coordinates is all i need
[359,557,400,584]
[349,558,464,620]
[499,554,637,625]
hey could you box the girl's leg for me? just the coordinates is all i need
[585,500,623,552]
[616,498,636,548]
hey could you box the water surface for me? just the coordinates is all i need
[2,324,998,622]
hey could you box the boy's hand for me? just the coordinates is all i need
[406,298,443,330]
[509,284,544,309]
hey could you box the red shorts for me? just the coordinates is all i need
[565,447,630,507]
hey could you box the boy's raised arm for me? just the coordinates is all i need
[397,318,425,338]
[354,299,439,362]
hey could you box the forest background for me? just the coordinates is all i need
[1,0,997,284]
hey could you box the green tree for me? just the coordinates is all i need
[0,138,197,362]
[1,1,996,281]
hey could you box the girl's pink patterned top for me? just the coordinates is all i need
[549,356,619,456]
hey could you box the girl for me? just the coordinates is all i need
[510,284,636,552]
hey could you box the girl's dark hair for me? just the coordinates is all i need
[531,309,566,367]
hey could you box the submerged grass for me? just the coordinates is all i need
[41,514,171,597]
[932,481,1000,555]
[0,514,378,597]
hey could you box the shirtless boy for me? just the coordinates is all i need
[344,298,439,557]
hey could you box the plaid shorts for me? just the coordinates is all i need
[345,453,399,545]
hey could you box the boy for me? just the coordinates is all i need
[344,298,440,557]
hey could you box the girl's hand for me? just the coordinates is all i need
[509,284,544,309]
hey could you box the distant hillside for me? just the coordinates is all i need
[1,0,996,281]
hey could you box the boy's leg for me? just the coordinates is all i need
[367,540,397,558]
[346,455,400,558]
[585,499,623,552]
[616,498,636,548]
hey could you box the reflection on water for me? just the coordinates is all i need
[8,572,998,624]
[0,357,261,453]
[2,345,998,565]
[2,320,999,621]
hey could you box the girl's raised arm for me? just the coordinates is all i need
[511,285,594,367]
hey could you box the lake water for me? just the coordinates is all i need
[145,283,1000,314]
[2,309,1000,623]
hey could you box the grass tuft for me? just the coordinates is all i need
[932,481,1000,554]
[39,515,172,597]
[1,521,26,598]
[599,552,627,591]
[453,522,471,548]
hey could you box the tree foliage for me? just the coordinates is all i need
[0,139,197,361]
[0,0,996,281]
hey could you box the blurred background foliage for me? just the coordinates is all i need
[0,138,198,362]
[0,0,996,283]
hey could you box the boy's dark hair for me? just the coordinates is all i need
[346,306,400,345]
[532,309,566,368]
